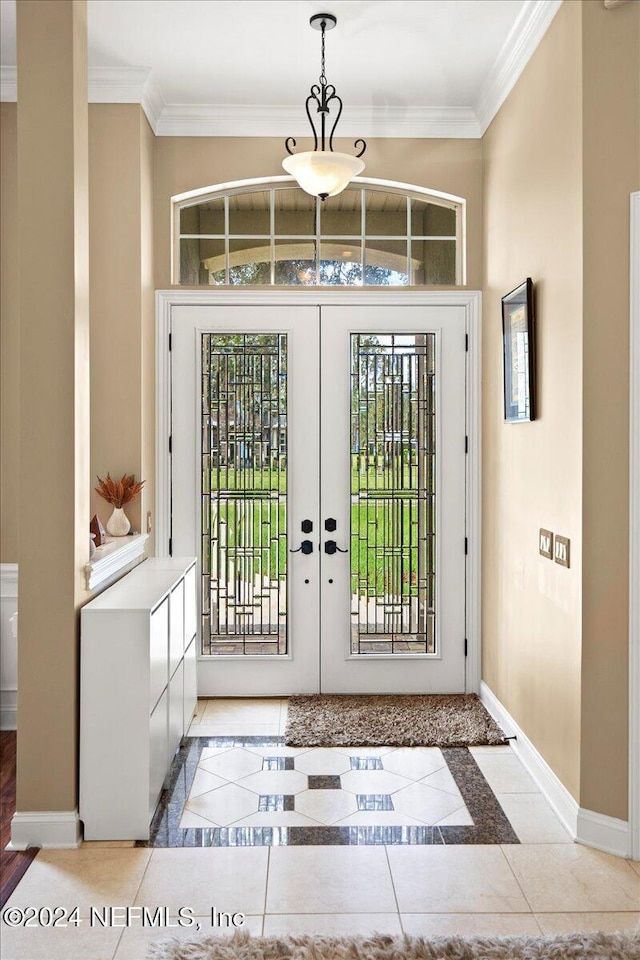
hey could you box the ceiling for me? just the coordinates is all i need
[0,0,562,136]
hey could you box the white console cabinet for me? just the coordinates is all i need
[80,557,197,840]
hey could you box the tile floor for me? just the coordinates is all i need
[2,698,639,960]
[145,699,519,846]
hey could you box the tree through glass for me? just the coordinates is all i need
[350,333,437,654]
[201,333,288,655]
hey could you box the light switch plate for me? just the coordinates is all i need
[555,535,570,567]
[539,528,553,559]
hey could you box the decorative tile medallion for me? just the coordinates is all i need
[138,737,519,848]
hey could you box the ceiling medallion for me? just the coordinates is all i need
[282,13,366,201]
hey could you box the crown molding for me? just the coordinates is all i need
[0,1,562,138]
[154,104,480,139]
[1,63,154,104]
[140,71,166,132]
[86,65,151,103]
[475,0,563,135]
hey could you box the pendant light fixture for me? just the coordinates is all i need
[283,13,366,201]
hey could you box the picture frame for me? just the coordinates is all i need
[501,278,536,422]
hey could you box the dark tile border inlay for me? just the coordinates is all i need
[308,775,342,790]
[138,737,519,848]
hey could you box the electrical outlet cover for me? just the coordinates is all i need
[539,528,553,559]
[555,535,570,567]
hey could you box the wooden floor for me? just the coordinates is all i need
[1,731,38,907]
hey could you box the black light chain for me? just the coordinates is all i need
[319,20,327,85]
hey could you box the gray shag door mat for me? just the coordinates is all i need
[284,694,507,748]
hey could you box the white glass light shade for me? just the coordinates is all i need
[282,151,365,198]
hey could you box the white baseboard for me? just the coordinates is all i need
[577,808,631,859]
[480,680,580,839]
[8,810,81,850]
[481,681,632,857]
[0,688,17,730]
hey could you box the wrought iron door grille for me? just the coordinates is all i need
[350,333,436,655]
[201,333,288,655]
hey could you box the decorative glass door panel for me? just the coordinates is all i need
[321,306,466,694]
[172,305,320,696]
[171,302,466,696]
[201,333,288,656]
[350,333,436,656]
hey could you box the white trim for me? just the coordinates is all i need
[84,66,151,104]
[630,191,640,862]
[466,295,482,694]
[0,562,18,598]
[141,71,166,132]
[576,809,630,859]
[0,563,18,731]
[85,533,149,592]
[156,288,482,696]
[155,292,173,559]
[0,65,17,101]
[172,175,465,209]
[9,810,81,850]
[0,0,564,139]
[155,104,480,139]
[0,693,17,732]
[480,680,579,839]
[475,0,564,135]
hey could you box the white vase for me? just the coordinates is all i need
[106,506,130,537]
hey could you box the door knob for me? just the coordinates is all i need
[324,540,348,555]
[325,518,337,532]
[290,540,313,555]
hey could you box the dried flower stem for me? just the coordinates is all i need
[95,473,145,509]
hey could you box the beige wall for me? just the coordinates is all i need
[483,0,640,819]
[0,103,19,563]
[580,0,640,820]
[154,137,483,290]
[482,0,584,801]
[16,0,90,811]
[89,104,155,545]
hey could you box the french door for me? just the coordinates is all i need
[171,301,468,696]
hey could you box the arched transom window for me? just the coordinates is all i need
[174,178,464,286]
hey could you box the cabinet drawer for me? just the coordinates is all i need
[150,598,169,711]
[169,580,184,678]
[169,660,184,760]
[149,688,168,818]
[183,636,198,734]
[184,564,196,649]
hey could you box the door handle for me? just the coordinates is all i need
[324,540,348,555]
[290,540,313,555]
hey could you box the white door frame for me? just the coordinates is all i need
[630,191,640,861]
[156,289,482,694]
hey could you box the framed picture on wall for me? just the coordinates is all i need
[501,278,536,422]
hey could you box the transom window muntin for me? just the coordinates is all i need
[175,180,464,287]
